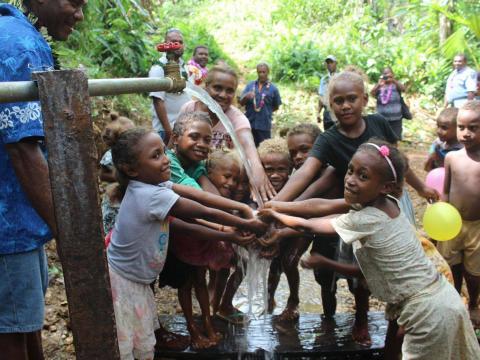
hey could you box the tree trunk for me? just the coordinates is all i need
[439,0,454,45]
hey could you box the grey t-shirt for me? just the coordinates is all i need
[107,180,179,284]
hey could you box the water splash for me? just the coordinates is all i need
[184,82,264,208]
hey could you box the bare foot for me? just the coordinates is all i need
[267,298,276,314]
[154,326,190,351]
[217,306,248,325]
[352,319,371,346]
[189,324,213,350]
[204,321,222,345]
[276,306,300,322]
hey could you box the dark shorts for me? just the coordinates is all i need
[311,234,339,292]
[323,109,335,130]
[252,129,271,147]
[158,251,193,289]
[388,119,403,140]
[0,247,48,333]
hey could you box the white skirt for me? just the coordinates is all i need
[109,268,159,360]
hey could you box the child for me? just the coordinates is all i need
[425,107,462,171]
[271,71,438,344]
[107,128,265,358]
[206,149,248,323]
[179,65,275,202]
[164,112,255,349]
[260,142,480,359]
[437,100,480,331]
[256,138,314,321]
[100,112,135,182]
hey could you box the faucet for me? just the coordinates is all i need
[156,42,186,93]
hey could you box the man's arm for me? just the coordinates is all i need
[5,139,57,237]
[152,97,172,145]
[266,198,349,218]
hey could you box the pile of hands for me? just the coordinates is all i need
[222,202,296,260]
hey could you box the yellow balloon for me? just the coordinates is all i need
[423,202,462,241]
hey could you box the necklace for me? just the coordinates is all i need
[253,81,270,112]
[379,84,394,105]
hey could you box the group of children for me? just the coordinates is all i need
[98,65,480,359]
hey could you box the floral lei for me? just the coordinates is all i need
[253,81,270,112]
[379,84,394,105]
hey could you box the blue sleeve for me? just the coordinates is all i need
[0,50,45,144]
[241,82,253,97]
[273,86,282,107]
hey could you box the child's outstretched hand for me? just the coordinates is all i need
[418,185,440,203]
[257,227,285,247]
[227,228,256,247]
[300,252,329,270]
[257,208,278,223]
[245,217,268,236]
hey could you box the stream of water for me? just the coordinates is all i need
[184,83,271,318]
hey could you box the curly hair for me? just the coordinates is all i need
[437,107,459,125]
[172,111,212,137]
[257,137,290,161]
[461,99,480,114]
[286,123,322,143]
[206,148,240,174]
[328,71,366,102]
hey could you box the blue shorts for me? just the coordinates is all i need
[0,247,48,333]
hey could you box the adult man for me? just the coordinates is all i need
[149,29,191,145]
[240,63,282,146]
[0,1,85,358]
[444,54,477,108]
[187,45,209,86]
[317,55,337,130]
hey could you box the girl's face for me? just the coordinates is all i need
[329,80,367,128]
[206,72,237,112]
[261,153,291,192]
[287,133,314,169]
[344,151,390,206]
[233,169,250,202]
[128,132,171,185]
[175,121,212,163]
[209,160,240,198]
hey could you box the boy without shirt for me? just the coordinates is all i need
[438,100,480,328]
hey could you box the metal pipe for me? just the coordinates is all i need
[0,77,175,103]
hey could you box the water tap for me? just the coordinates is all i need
[156,41,186,93]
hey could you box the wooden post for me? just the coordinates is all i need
[33,70,120,359]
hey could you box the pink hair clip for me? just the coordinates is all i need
[379,145,390,157]
[366,143,397,182]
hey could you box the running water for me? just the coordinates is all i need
[185,82,264,207]
[184,82,271,318]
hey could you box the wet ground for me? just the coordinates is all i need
[157,313,387,359]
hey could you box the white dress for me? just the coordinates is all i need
[332,204,480,360]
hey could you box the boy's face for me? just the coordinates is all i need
[436,117,457,143]
[209,160,240,198]
[457,109,480,151]
[287,133,314,169]
[233,170,250,202]
[261,154,291,192]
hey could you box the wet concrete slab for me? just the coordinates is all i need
[156,312,387,359]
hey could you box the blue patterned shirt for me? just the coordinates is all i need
[242,81,281,131]
[0,4,52,254]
